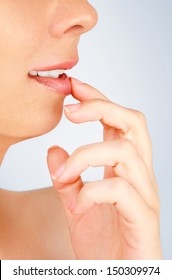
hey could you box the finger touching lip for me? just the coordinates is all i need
[70,77,110,102]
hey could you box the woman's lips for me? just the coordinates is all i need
[28,58,78,95]
[30,59,78,72]
[29,73,72,95]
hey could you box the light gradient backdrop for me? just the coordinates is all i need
[0,0,171,259]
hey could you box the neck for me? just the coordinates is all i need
[0,135,20,166]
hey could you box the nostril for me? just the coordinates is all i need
[64,25,83,35]
[49,2,98,38]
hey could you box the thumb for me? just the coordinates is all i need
[47,146,83,214]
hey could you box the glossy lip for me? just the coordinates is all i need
[31,74,72,95]
[29,59,79,72]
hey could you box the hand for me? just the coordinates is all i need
[47,78,163,260]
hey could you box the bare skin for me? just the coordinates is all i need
[0,187,75,260]
[0,0,98,163]
[0,0,97,259]
[0,78,163,260]
[0,1,162,259]
[46,78,163,260]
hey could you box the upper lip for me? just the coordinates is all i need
[29,59,79,72]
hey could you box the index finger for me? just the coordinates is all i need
[71,77,110,102]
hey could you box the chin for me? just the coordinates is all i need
[30,115,62,138]
[8,110,63,141]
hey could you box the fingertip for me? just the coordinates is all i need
[71,77,109,102]
[64,103,81,113]
[47,145,61,155]
[71,77,84,85]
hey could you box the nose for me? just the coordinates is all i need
[49,1,98,38]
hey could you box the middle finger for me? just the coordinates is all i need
[64,98,152,171]
[52,140,157,208]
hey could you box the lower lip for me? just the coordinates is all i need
[29,73,71,95]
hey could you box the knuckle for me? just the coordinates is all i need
[69,145,90,169]
[73,144,90,157]
[92,98,105,107]
[118,139,135,160]
[115,177,131,196]
[131,109,147,126]
[114,163,125,176]
[81,183,93,200]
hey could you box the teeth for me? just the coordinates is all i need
[49,70,64,78]
[29,69,65,78]
[38,71,50,77]
[29,71,37,76]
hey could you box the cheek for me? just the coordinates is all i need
[0,5,34,52]
[0,1,47,68]
[0,2,77,140]
[0,2,63,138]
[0,39,64,139]
[0,6,40,101]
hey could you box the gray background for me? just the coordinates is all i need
[0,0,171,259]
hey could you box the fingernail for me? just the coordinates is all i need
[64,103,81,113]
[51,163,65,181]
[71,77,83,85]
[47,146,61,158]
[48,145,61,153]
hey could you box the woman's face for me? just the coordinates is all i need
[0,0,97,140]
